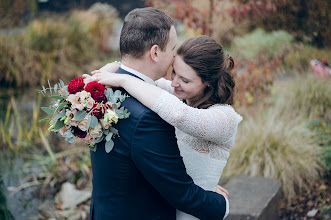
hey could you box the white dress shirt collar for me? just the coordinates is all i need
[120,63,156,86]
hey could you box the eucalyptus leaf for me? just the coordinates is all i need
[105,139,114,153]
[42,86,46,94]
[57,102,67,111]
[59,79,65,87]
[50,95,63,100]
[41,107,55,115]
[65,137,75,143]
[74,111,86,121]
[54,84,58,93]
[39,118,49,122]
[103,129,109,135]
[54,120,65,130]
[109,127,118,135]
[48,80,52,96]
[94,136,104,144]
[106,133,113,142]
[87,115,98,128]
[54,110,66,120]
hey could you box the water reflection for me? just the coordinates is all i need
[0,88,48,219]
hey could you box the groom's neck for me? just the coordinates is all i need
[121,57,159,81]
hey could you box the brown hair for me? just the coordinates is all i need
[177,35,235,109]
[120,7,174,59]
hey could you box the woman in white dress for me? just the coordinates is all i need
[93,35,242,219]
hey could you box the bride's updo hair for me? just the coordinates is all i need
[177,35,235,109]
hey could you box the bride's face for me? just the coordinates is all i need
[171,56,207,105]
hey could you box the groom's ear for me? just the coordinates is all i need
[149,45,159,63]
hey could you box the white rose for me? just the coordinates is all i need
[105,109,119,124]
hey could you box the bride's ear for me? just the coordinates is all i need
[149,45,159,63]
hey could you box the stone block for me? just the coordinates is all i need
[222,175,281,220]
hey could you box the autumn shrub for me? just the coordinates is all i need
[0,0,37,28]
[231,28,293,63]
[234,62,274,107]
[255,0,331,48]
[223,99,324,200]
[0,3,120,88]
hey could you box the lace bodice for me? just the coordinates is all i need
[154,78,242,160]
[154,79,241,219]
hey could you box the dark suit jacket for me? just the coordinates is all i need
[90,67,226,220]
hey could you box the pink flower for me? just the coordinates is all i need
[58,126,68,137]
[67,92,85,110]
[100,118,111,129]
[77,117,88,132]
[82,134,95,145]
[89,123,103,139]
[86,97,95,110]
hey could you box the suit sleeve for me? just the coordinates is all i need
[131,110,226,220]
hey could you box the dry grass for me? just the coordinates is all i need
[224,76,328,200]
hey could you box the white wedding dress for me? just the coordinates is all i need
[153,79,243,219]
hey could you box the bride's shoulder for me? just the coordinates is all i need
[208,104,243,121]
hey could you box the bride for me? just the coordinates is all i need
[92,35,242,219]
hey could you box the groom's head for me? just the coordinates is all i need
[120,8,177,80]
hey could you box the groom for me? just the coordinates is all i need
[90,7,228,220]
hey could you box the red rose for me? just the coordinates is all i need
[68,77,85,94]
[92,104,106,119]
[93,92,108,103]
[72,126,87,138]
[85,81,105,100]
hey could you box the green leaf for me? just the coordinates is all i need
[54,84,58,93]
[39,118,49,122]
[109,127,118,134]
[42,86,46,93]
[48,80,52,96]
[105,139,114,153]
[87,115,98,128]
[54,120,65,130]
[41,107,55,115]
[57,102,67,111]
[103,129,109,135]
[106,133,113,142]
[59,79,65,88]
[66,137,75,143]
[50,95,63,100]
[54,110,66,121]
[74,111,86,121]
[94,135,104,144]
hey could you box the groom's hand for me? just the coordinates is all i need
[216,185,229,199]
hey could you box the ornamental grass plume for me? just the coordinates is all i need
[277,75,331,122]
[223,103,324,200]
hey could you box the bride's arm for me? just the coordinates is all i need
[94,70,242,144]
[94,70,164,110]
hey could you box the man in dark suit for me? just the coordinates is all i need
[90,7,228,219]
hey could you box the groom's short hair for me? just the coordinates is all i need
[120,7,174,59]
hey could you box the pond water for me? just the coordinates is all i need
[0,88,52,220]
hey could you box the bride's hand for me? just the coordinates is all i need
[215,185,229,199]
[91,62,120,75]
[93,70,124,88]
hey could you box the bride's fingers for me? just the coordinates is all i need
[216,185,229,196]
[82,74,91,78]
[91,70,100,75]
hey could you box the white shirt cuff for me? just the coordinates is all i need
[223,196,229,219]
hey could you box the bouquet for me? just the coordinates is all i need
[39,76,130,152]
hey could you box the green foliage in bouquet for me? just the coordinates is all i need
[39,78,130,153]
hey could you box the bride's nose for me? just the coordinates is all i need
[171,78,179,87]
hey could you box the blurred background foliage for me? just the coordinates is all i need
[0,0,330,217]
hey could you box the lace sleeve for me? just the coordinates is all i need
[155,78,174,94]
[151,90,243,145]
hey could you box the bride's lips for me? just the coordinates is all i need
[174,88,183,94]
